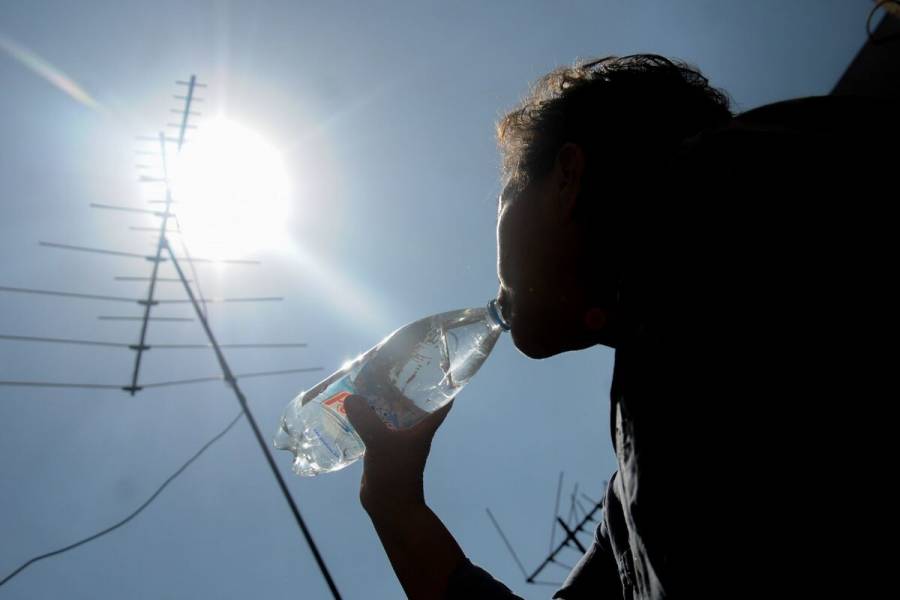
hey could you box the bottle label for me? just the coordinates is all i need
[322,388,403,431]
[323,391,351,416]
[317,378,355,434]
[312,357,431,432]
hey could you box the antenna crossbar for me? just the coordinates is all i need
[0,334,129,348]
[154,342,308,349]
[173,257,261,265]
[98,316,192,322]
[526,495,603,584]
[135,135,180,143]
[176,80,207,87]
[115,276,186,282]
[0,381,124,390]
[90,203,163,215]
[0,334,307,350]
[0,286,275,306]
[155,297,283,304]
[0,286,138,303]
[0,367,323,391]
[40,241,258,265]
[39,241,156,260]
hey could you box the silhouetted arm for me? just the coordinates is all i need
[364,501,468,599]
[346,396,523,599]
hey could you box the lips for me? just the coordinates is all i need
[497,289,513,325]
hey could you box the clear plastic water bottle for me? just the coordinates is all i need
[274,299,509,476]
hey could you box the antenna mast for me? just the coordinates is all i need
[0,75,343,599]
[487,474,605,588]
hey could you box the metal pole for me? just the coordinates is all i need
[162,239,342,600]
[125,132,173,395]
[526,499,603,584]
[154,77,341,598]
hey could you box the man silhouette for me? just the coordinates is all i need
[345,55,895,599]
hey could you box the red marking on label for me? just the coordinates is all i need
[323,391,351,415]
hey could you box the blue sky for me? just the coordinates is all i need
[0,1,874,598]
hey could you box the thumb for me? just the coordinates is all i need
[344,395,389,447]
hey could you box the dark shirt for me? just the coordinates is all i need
[447,94,897,599]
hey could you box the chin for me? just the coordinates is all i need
[511,329,561,359]
[511,322,599,359]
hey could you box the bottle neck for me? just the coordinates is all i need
[487,298,511,332]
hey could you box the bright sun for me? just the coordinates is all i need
[171,118,290,259]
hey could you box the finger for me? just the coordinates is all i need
[344,395,390,447]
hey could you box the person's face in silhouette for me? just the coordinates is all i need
[496,144,616,358]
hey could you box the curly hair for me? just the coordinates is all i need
[497,54,733,193]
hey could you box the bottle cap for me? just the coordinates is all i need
[488,298,511,331]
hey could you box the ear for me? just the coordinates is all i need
[554,143,586,221]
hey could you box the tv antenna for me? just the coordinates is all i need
[487,472,604,588]
[0,76,343,599]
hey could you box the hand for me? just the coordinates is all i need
[345,395,453,517]
[345,396,465,599]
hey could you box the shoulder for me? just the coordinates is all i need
[668,94,896,197]
[681,95,893,151]
[732,95,896,134]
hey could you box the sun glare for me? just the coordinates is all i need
[171,118,290,259]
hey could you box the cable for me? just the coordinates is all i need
[0,411,244,589]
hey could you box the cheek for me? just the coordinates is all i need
[496,215,518,285]
[498,207,541,283]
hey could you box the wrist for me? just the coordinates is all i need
[360,474,426,517]
[363,495,429,522]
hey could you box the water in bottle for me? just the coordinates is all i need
[273,299,509,476]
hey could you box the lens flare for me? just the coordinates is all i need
[171,118,290,259]
[0,34,101,111]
